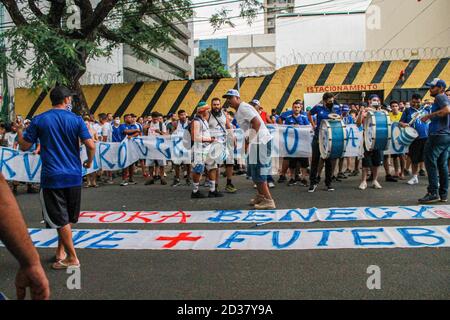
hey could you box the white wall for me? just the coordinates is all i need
[276,13,366,67]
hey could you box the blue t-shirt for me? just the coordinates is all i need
[429,94,450,135]
[279,110,293,122]
[112,125,123,142]
[23,109,91,189]
[284,114,310,126]
[399,107,430,139]
[343,115,355,125]
[310,104,333,136]
[119,124,140,138]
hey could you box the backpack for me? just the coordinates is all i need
[182,116,201,149]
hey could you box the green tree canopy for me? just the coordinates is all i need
[0,0,261,114]
[195,47,230,79]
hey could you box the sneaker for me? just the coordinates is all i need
[253,184,257,189]
[359,181,367,190]
[128,180,137,185]
[278,175,287,183]
[172,179,181,187]
[106,179,114,185]
[185,179,192,186]
[236,170,247,176]
[327,185,335,192]
[385,174,398,182]
[250,194,265,205]
[160,179,167,185]
[403,169,411,176]
[344,169,352,174]
[407,176,419,185]
[144,179,154,185]
[299,179,308,187]
[332,176,342,182]
[440,195,448,203]
[308,184,318,193]
[337,172,347,179]
[191,191,207,199]
[418,193,440,204]
[268,181,275,188]
[254,198,276,210]
[208,190,224,198]
[225,184,238,193]
[288,179,297,186]
[350,170,359,176]
[120,181,129,186]
[419,169,426,177]
[373,180,382,189]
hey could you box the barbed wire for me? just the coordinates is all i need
[276,46,450,67]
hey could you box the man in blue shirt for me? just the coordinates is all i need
[119,114,141,186]
[308,92,337,192]
[399,94,430,185]
[17,86,95,270]
[418,79,450,203]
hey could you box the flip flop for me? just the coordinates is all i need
[55,253,67,263]
[52,260,80,270]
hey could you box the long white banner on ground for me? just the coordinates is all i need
[24,225,450,250]
[0,123,408,183]
[77,205,450,224]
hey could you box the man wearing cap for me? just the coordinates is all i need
[224,89,276,209]
[308,92,337,192]
[17,85,95,270]
[357,94,384,190]
[418,79,450,203]
[191,101,223,198]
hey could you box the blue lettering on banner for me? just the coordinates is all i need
[352,228,395,246]
[325,208,358,221]
[364,207,398,220]
[308,229,345,247]
[133,137,149,157]
[0,148,19,178]
[396,227,445,246]
[217,231,270,249]
[156,137,171,159]
[99,143,115,169]
[242,210,275,222]
[23,153,42,181]
[38,236,60,247]
[272,231,301,249]
[28,229,43,246]
[72,230,110,246]
[118,142,127,168]
[399,206,433,219]
[172,137,186,158]
[86,231,138,249]
[279,208,317,222]
[208,210,243,223]
[283,126,299,155]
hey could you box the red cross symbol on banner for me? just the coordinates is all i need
[156,232,202,249]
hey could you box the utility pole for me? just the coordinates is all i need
[235,63,240,91]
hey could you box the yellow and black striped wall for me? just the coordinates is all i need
[15,58,450,119]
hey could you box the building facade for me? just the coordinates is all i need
[264,0,295,34]
[196,38,229,70]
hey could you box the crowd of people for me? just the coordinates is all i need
[2,83,450,206]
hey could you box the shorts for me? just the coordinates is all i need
[192,152,218,174]
[288,157,309,169]
[192,163,218,174]
[40,187,81,229]
[409,138,427,164]
[248,140,272,183]
[172,159,190,166]
[362,149,384,168]
[147,159,167,166]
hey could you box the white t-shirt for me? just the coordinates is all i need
[5,132,17,148]
[208,111,227,143]
[92,122,102,137]
[235,102,272,144]
[147,121,166,136]
[101,122,113,142]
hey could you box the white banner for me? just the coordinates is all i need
[0,123,410,183]
[77,205,450,224]
[24,225,450,250]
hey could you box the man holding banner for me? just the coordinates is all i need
[16,85,95,270]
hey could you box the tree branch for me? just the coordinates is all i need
[98,24,153,57]
[82,0,119,37]
[48,0,66,28]
[27,0,45,20]
[74,0,94,24]
[1,0,29,26]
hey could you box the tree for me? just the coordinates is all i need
[195,47,230,79]
[0,0,262,114]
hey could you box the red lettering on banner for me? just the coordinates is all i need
[156,232,202,249]
[99,212,127,223]
[433,210,450,218]
[79,211,105,219]
[125,211,159,223]
[155,210,191,224]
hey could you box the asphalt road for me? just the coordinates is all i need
[1,171,449,300]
